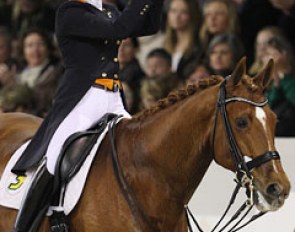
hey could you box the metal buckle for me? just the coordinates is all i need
[113,83,119,92]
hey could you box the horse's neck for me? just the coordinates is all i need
[122,85,219,229]
[144,89,217,196]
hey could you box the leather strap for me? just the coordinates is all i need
[246,151,280,171]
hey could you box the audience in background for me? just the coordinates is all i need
[0,0,294,139]
[121,81,136,114]
[249,26,283,76]
[184,60,211,85]
[0,27,12,65]
[145,48,172,78]
[1,28,63,117]
[238,0,281,66]
[269,0,295,51]
[206,33,244,77]
[263,36,295,137]
[164,0,202,80]
[0,27,17,89]
[199,0,239,51]
[0,0,55,38]
[118,37,145,114]
[0,83,36,114]
[140,74,181,109]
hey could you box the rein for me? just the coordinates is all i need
[185,77,280,232]
[108,116,157,232]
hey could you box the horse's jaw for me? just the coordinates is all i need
[253,188,287,212]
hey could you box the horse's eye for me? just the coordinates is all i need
[236,117,249,129]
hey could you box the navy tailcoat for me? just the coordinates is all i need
[12,0,163,174]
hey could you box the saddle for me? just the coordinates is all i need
[49,113,118,231]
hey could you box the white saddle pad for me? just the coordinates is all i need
[0,118,122,215]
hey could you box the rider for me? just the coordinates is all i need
[11,0,163,231]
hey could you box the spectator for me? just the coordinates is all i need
[164,0,202,80]
[140,74,181,109]
[118,37,145,114]
[249,26,284,75]
[269,0,295,51]
[184,60,211,85]
[0,83,36,114]
[0,0,55,38]
[145,48,172,78]
[0,27,12,65]
[263,36,295,136]
[238,0,281,66]
[121,81,136,114]
[0,27,17,89]
[16,28,63,116]
[199,0,239,51]
[206,33,244,76]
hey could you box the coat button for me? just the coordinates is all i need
[104,40,109,45]
[101,57,105,61]
[140,11,144,15]
[114,74,119,79]
[107,12,112,18]
[145,4,149,8]
[102,73,107,77]
[113,57,118,62]
[116,40,121,45]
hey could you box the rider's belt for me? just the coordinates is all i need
[94,78,122,92]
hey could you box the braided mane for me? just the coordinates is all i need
[132,76,224,121]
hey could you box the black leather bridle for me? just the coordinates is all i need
[185,77,281,232]
[217,78,280,181]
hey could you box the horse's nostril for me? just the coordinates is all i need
[266,183,283,198]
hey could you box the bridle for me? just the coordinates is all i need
[185,77,281,232]
[216,77,280,182]
[108,77,281,232]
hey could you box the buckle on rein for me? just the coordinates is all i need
[236,170,255,206]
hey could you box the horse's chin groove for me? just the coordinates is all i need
[253,190,285,212]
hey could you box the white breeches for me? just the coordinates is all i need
[45,87,131,174]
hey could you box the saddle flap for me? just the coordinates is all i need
[55,113,117,184]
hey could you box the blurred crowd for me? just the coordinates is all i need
[0,0,295,136]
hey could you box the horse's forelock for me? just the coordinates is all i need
[241,75,260,92]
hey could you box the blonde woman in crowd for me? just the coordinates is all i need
[164,0,202,80]
[199,0,239,50]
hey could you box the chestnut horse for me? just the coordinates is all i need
[0,59,290,231]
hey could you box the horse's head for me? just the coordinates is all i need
[213,57,290,212]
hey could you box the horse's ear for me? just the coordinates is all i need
[254,59,274,89]
[228,57,246,86]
